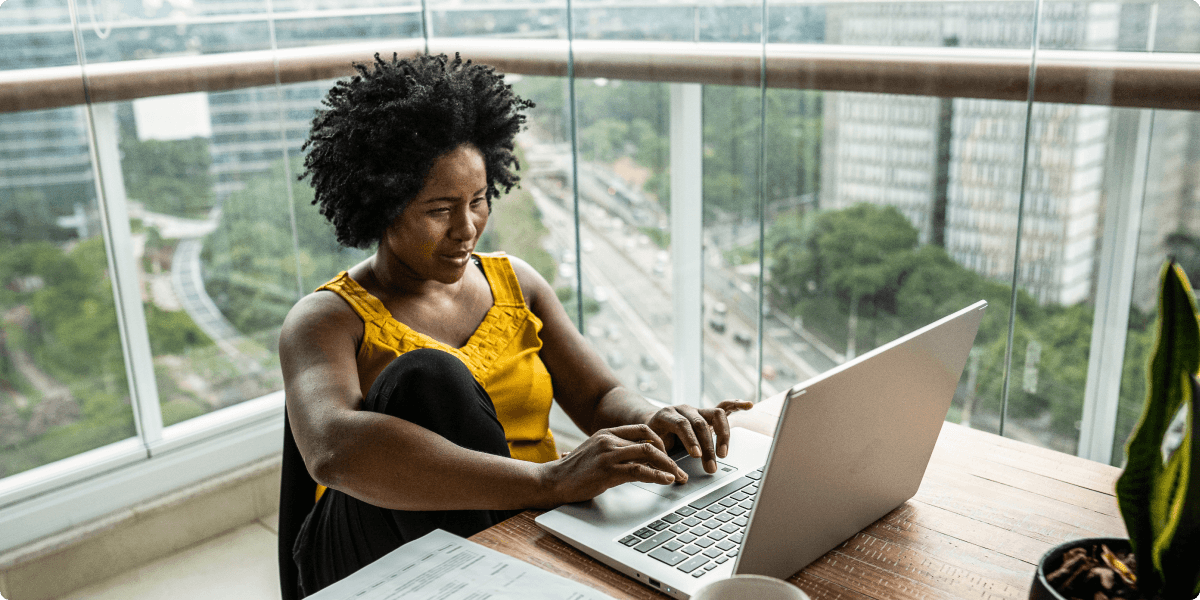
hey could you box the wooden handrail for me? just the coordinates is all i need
[1,37,1197,113]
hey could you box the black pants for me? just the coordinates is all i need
[292,348,520,598]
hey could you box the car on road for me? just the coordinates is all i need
[713,301,727,315]
[606,350,625,369]
[708,317,726,334]
[733,331,753,347]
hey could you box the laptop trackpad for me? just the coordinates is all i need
[629,456,736,501]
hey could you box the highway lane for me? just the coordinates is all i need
[531,183,767,407]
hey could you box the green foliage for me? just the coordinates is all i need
[0,388,135,478]
[161,398,206,427]
[702,87,822,220]
[146,304,209,355]
[556,286,601,326]
[766,204,1094,442]
[205,157,368,336]
[1115,262,1200,599]
[0,189,63,245]
[639,227,669,250]
[119,136,215,218]
[25,238,126,384]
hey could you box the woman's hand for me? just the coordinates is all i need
[537,424,690,506]
[645,400,755,473]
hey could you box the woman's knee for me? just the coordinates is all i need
[365,349,477,414]
[362,350,507,455]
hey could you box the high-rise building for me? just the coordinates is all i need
[820,1,1121,305]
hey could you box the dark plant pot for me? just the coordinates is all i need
[1029,537,1132,600]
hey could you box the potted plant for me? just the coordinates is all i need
[1030,260,1199,600]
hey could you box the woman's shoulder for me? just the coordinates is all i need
[280,289,363,353]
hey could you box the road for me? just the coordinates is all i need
[532,174,823,407]
[525,146,847,403]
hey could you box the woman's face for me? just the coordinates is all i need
[381,143,489,285]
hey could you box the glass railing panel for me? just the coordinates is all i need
[185,80,366,426]
[0,104,137,477]
[998,100,1112,453]
[1112,107,1200,464]
[1033,0,1197,461]
[822,1,1036,50]
[66,0,299,426]
[565,76,674,404]
[772,89,1034,438]
[702,84,770,406]
[0,0,75,72]
[271,1,422,49]
[730,86,826,401]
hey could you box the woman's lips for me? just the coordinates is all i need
[441,251,472,265]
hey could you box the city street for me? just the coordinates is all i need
[528,161,840,409]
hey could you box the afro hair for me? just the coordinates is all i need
[300,52,534,249]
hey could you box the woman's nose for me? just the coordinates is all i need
[450,207,477,240]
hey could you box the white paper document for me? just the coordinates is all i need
[306,529,615,600]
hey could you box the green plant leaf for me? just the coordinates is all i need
[1152,373,1199,599]
[1116,261,1200,598]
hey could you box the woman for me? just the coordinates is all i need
[279,53,751,597]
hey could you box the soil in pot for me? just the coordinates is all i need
[1044,542,1139,600]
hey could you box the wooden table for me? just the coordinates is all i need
[469,395,1127,600]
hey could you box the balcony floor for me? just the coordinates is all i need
[61,512,281,600]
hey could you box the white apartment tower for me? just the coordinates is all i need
[821,1,1119,305]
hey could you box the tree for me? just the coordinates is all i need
[765,203,1100,446]
[774,204,918,357]
[119,136,215,218]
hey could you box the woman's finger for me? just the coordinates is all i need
[609,440,689,483]
[662,412,702,458]
[708,406,732,458]
[717,399,754,414]
[676,406,718,472]
[604,423,667,453]
[611,462,677,486]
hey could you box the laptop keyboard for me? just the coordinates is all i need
[616,468,762,578]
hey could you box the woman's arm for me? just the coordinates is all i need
[280,291,685,510]
[510,257,752,473]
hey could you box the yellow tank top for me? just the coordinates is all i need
[312,252,558,502]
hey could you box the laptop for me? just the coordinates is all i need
[536,300,987,599]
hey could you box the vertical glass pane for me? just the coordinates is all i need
[74,0,292,425]
[733,87,827,400]
[763,0,1041,441]
[1115,109,1200,462]
[702,84,768,406]
[695,0,768,408]
[567,0,680,404]
[193,81,367,426]
[569,77,673,403]
[1001,100,1109,453]
[0,2,138,478]
[0,95,136,476]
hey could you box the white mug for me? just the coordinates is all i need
[691,574,812,600]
